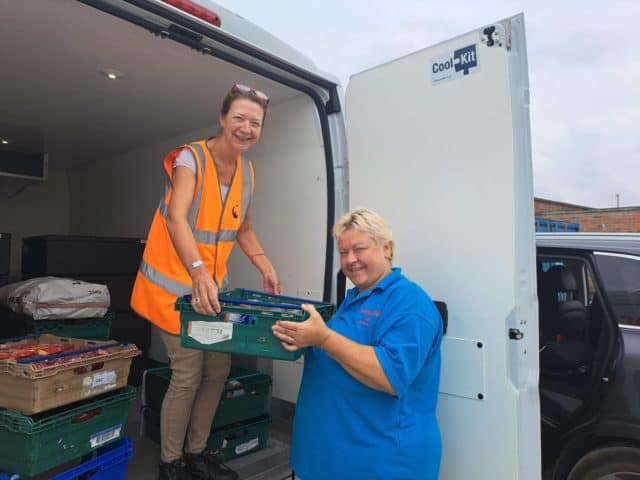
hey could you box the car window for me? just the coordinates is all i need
[594,252,640,326]
[538,257,589,305]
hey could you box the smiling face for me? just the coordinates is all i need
[218,98,265,152]
[338,228,392,292]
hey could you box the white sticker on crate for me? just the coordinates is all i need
[235,437,259,455]
[91,370,117,389]
[90,424,122,448]
[188,321,233,344]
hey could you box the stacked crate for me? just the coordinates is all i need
[0,309,114,342]
[0,438,134,480]
[143,365,273,461]
[0,233,9,287]
[21,235,150,385]
[151,289,336,462]
[0,334,139,478]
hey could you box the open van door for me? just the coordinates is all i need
[345,14,539,479]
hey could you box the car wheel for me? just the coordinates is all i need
[567,446,640,480]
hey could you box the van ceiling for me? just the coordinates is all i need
[0,0,297,169]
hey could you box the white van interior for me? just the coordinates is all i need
[1,1,334,402]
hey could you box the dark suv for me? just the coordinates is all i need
[536,233,640,479]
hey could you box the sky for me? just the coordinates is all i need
[214,0,640,208]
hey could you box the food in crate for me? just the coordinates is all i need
[0,342,76,360]
[30,348,111,369]
[0,339,112,366]
[0,334,140,414]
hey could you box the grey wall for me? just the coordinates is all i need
[66,125,214,238]
[0,168,71,279]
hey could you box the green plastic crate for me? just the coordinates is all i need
[0,310,113,341]
[143,365,272,428]
[208,414,271,461]
[178,288,335,361]
[144,410,271,462]
[28,311,114,340]
[0,386,136,477]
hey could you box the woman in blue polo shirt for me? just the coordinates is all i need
[272,207,443,479]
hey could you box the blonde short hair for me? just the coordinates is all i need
[332,207,395,263]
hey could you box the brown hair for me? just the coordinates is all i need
[220,87,268,123]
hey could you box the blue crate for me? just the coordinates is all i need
[51,437,133,480]
[0,437,133,480]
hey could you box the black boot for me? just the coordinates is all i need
[158,458,192,480]
[184,450,239,480]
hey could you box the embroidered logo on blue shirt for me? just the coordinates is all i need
[359,308,380,326]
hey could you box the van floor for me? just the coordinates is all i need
[126,392,294,480]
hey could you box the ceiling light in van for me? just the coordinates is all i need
[160,0,221,27]
[101,69,123,80]
[0,140,8,145]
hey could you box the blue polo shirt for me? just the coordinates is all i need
[291,268,443,480]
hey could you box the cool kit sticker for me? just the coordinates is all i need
[430,44,479,85]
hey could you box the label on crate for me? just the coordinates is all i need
[90,370,117,389]
[188,321,233,344]
[82,370,117,392]
[90,424,122,448]
[235,437,259,455]
[225,312,252,325]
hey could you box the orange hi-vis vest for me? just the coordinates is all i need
[130,140,254,334]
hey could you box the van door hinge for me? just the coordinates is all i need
[509,328,524,340]
[480,22,511,50]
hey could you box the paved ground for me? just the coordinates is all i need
[126,392,293,480]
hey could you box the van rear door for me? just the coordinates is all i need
[345,14,539,479]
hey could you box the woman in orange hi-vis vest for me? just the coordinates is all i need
[131,84,281,480]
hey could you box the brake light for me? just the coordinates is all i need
[160,0,221,27]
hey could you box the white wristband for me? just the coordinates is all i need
[188,259,204,271]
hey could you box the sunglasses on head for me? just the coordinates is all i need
[232,83,270,105]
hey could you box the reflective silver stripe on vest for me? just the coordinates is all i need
[158,181,170,218]
[186,142,207,229]
[156,146,251,246]
[157,143,207,229]
[139,259,191,296]
[218,229,237,242]
[240,157,252,225]
[192,229,236,244]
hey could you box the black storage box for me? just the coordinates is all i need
[0,233,10,277]
[22,235,145,277]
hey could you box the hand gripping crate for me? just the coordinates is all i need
[0,387,135,478]
[143,365,272,427]
[0,334,140,414]
[179,288,335,361]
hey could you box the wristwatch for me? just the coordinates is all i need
[188,259,204,271]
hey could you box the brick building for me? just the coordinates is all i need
[535,197,640,233]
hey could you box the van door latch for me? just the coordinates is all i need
[509,328,524,340]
